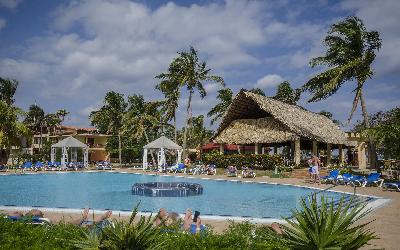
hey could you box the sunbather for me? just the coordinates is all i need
[182,208,192,231]
[73,208,112,228]
[154,208,168,227]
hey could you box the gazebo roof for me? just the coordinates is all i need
[52,136,88,148]
[143,136,182,150]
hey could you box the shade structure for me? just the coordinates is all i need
[51,136,88,168]
[143,136,182,150]
[142,136,182,170]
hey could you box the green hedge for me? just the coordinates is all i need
[202,151,283,170]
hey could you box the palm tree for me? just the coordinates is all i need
[274,81,301,105]
[207,88,233,125]
[157,47,224,157]
[90,91,127,166]
[123,94,165,165]
[155,79,180,143]
[301,16,381,167]
[24,104,45,150]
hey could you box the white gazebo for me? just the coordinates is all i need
[142,136,182,169]
[51,136,89,167]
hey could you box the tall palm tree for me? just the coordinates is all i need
[156,46,224,157]
[90,91,127,165]
[301,16,381,167]
[207,88,233,125]
[155,79,180,143]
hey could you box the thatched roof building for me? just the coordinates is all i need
[213,90,347,145]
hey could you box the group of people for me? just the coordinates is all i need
[154,208,203,234]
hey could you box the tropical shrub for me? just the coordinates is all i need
[282,194,377,250]
[202,151,283,170]
[73,206,166,250]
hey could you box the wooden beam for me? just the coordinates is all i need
[294,139,301,165]
[339,145,345,164]
[326,143,331,167]
[312,141,318,156]
[219,144,224,155]
[255,143,259,155]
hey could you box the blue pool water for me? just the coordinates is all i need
[0,172,353,218]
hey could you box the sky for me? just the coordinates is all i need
[0,0,399,130]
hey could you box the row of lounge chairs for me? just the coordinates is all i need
[17,161,86,171]
[321,169,400,190]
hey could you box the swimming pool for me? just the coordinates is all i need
[0,172,379,219]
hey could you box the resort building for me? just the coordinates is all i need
[212,90,370,168]
[29,125,110,163]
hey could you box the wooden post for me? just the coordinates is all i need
[255,143,259,155]
[312,141,318,156]
[339,145,344,164]
[238,145,241,154]
[294,139,301,165]
[219,144,224,155]
[273,146,278,155]
[326,143,331,167]
[357,142,367,169]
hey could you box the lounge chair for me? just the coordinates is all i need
[382,182,400,191]
[321,169,340,184]
[336,173,353,185]
[206,165,216,175]
[227,166,238,177]
[34,161,44,171]
[21,162,33,171]
[190,224,207,234]
[174,163,186,174]
[6,215,51,225]
[96,161,105,170]
[103,161,112,170]
[242,167,256,178]
[350,173,384,187]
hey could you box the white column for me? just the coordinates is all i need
[255,143,259,155]
[84,147,88,167]
[51,146,55,163]
[177,149,182,164]
[142,149,148,170]
[219,144,224,155]
[159,148,165,167]
[61,146,68,167]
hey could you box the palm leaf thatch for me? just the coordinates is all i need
[214,90,347,144]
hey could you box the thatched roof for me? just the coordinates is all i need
[215,117,299,144]
[213,90,347,145]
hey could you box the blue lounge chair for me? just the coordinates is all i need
[174,163,186,174]
[383,182,400,191]
[21,162,32,170]
[351,173,383,187]
[321,169,340,184]
[336,173,353,185]
[34,161,44,171]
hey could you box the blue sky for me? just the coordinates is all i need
[0,0,399,130]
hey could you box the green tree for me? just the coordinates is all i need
[188,115,213,157]
[23,104,45,150]
[301,16,381,167]
[362,107,400,159]
[318,110,341,125]
[273,81,301,105]
[155,78,180,143]
[248,87,266,96]
[0,79,30,164]
[123,94,166,164]
[156,46,224,157]
[207,88,233,125]
[90,91,127,165]
[0,78,18,106]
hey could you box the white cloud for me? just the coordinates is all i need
[254,74,284,88]
[0,0,21,9]
[0,17,5,30]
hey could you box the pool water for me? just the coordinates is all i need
[0,172,354,218]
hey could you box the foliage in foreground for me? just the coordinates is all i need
[0,194,378,250]
[283,194,377,250]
